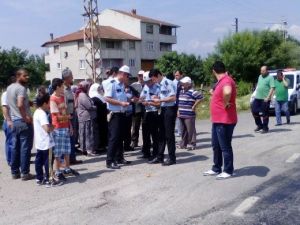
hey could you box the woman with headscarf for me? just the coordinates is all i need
[88,83,108,152]
[75,81,97,156]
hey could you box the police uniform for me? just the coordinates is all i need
[140,83,160,159]
[157,77,177,164]
[104,78,128,167]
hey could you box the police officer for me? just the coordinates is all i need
[149,69,177,166]
[104,65,131,169]
[139,71,160,160]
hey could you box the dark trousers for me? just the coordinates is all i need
[107,113,126,164]
[142,111,159,157]
[211,123,235,174]
[251,99,270,130]
[131,112,143,146]
[11,120,33,175]
[157,106,177,162]
[122,113,133,152]
[179,117,196,147]
[70,115,77,161]
[3,120,13,166]
[35,149,49,181]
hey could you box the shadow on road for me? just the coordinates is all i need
[196,132,210,136]
[268,128,292,133]
[177,155,209,164]
[196,138,211,143]
[233,134,255,139]
[67,169,115,184]
[234,166,270,178]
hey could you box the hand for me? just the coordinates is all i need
[121,101,130,107]
[152,98,160,103]
[69,126,74,136]
[224,102,231,109]
[192,105,196,112]
[7,121,13,129]
[264,97,270,102]
[25,116,32,124]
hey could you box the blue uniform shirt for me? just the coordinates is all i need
[140,83,160,112]
[104,78,128,112]
[159,77,176,107]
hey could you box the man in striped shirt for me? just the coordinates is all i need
[177,77,204,150]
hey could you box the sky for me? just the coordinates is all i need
[1,0,300,57]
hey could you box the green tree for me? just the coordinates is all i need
[0,47,47,87]
[155,51,206,85]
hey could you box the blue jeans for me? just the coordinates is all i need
[2,120,13,166]
[211,123,236,174]
[11,120,34,175]
[275,100,290,124]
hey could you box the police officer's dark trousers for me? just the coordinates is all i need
[142,111,159,158]
[157,106,177,162]
[107,113,126,164]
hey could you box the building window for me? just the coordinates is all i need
[146,24,154,34]
[159,26,172,35]
[129,59,135,67]
[160,43,172,52]
[57,63,61,69]
[129,41,135,49]
[79,60,85,69]
[54,45,59,54]
[146,41,154,51]
[105,41,121,49]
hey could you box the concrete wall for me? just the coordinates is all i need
[99,9,141,39]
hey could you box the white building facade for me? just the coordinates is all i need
[42,9,179,81]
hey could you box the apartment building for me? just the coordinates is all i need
[42,9,179,81]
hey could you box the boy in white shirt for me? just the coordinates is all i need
[33,93,62,187]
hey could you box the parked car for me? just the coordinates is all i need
[250,69,300,115]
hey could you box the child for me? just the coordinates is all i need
[50,78,79,182]
[33,93,62,187]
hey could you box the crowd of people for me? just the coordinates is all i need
[1,60,242,187]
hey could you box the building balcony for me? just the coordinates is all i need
[100,49,126,59]
[159,34,177,44]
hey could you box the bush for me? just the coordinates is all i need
[237,81,252,97]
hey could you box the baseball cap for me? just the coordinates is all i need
[180,76,192,84]
[119,65,131,75]
[138,70,145,75]
[143,71,151,82]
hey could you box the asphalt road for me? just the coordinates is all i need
[0,112,299,225]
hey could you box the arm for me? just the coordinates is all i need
[223,85,232,108]
[42,124,54,133]
[282,76,289,87]
[264,88,275,102]
[105,97,129,107]
[17,96,32,123]
[2,106,13,128]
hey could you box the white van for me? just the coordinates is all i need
[250,69,300,115]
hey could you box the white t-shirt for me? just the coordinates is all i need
[33,108,55,150]
[1,91,8,106]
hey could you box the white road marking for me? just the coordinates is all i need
[286,153,300,163]
[231,196,260,217]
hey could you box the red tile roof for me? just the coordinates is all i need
[112,9,179,28]
[42,26,140,47]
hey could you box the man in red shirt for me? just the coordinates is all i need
[203,61,237,179]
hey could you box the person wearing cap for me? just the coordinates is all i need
[149,69,177,166]
[177,77,204,150]
[130,70,145,148]
[62,68,82,165]
[139,71,161,160]
[104,65,131,169]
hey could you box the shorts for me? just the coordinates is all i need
[53,128,71,157]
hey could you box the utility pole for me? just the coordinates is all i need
[235,17,239,33]
[282,20,288,42]
[83,0,102,82]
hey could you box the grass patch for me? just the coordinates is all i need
[195,94,251,120]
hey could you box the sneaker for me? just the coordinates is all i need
[254,126,263,132]
[216,172,232,180]
[63,168,80,177]
[203,170,220,176]
[55,172,67,181]
[21,173,35,181]
[187,144,195,151]
[275,123,282,126]
[261,129,269,134]
[36,179,43,186]
[45,179,64,188]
